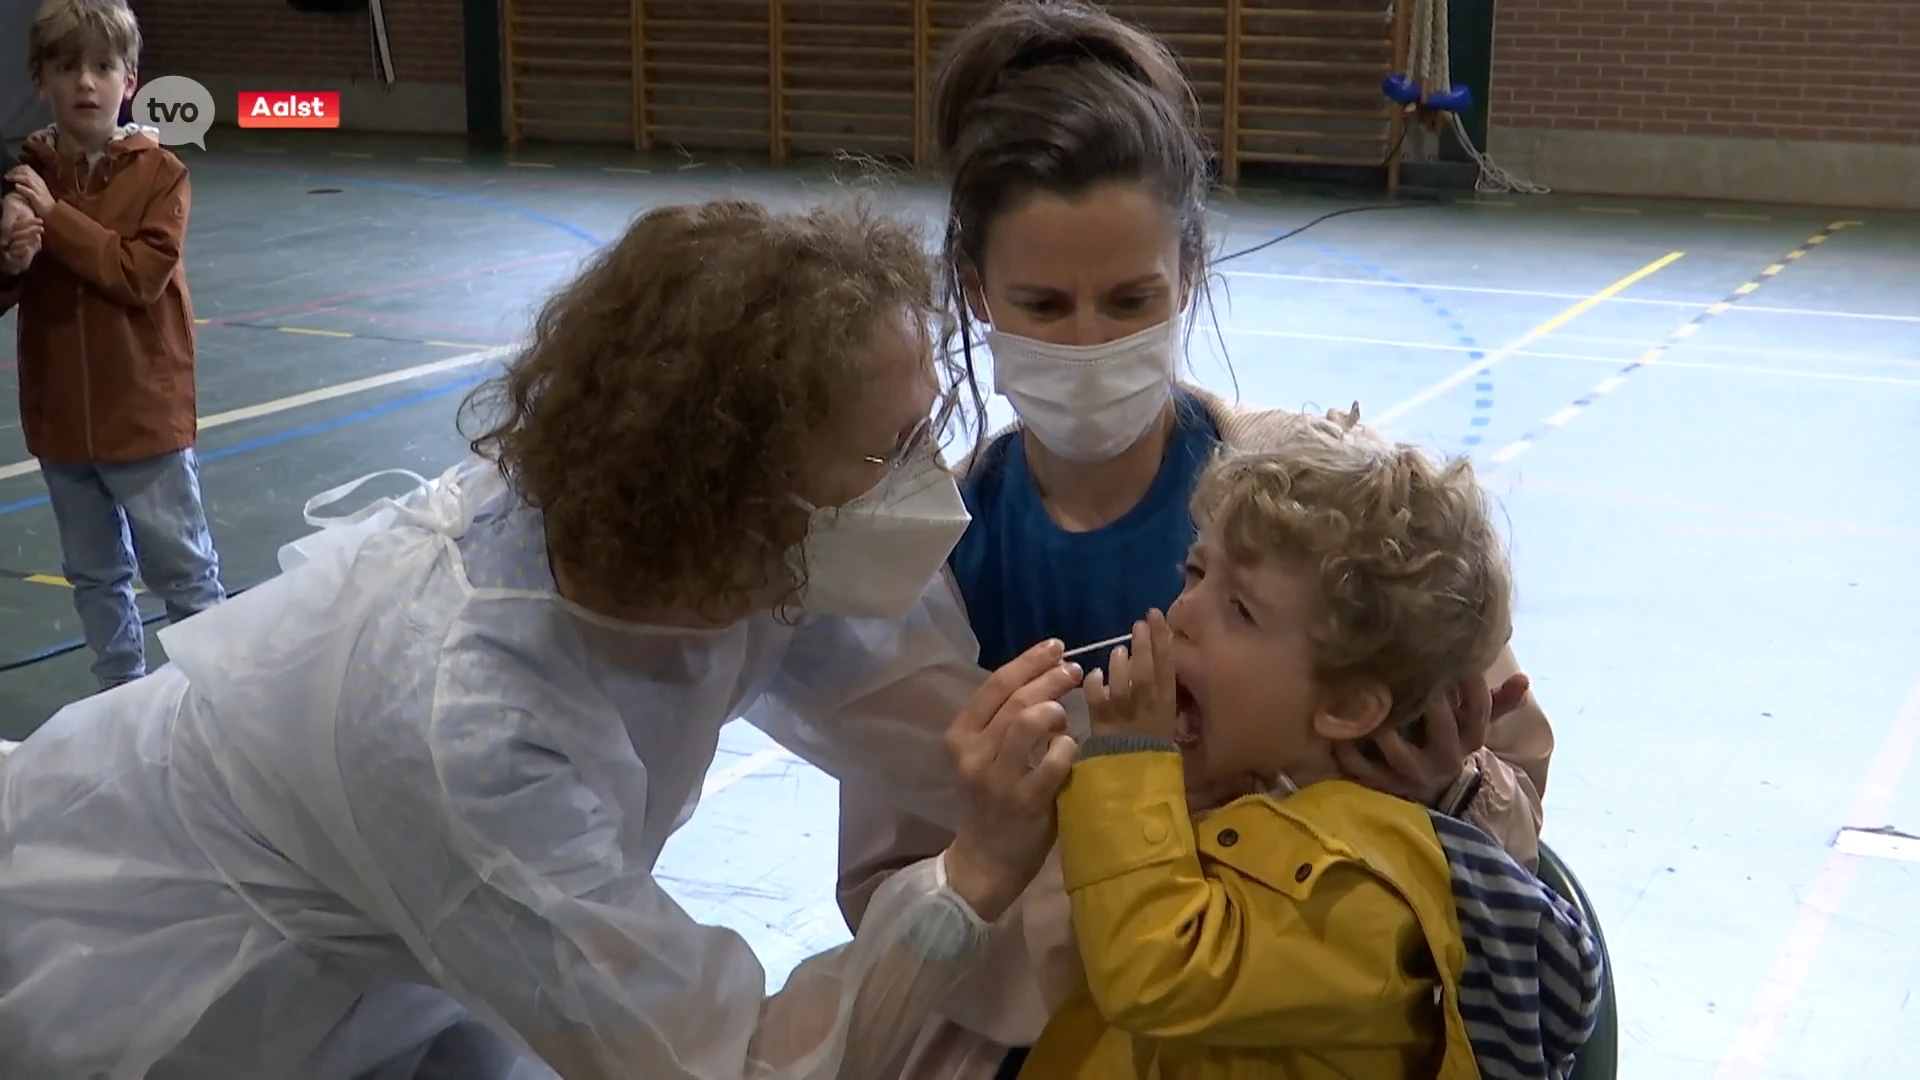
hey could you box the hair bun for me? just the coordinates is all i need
[932,1,1191,165]
[995,21,1150,87]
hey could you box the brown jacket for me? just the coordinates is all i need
[0,124,198,464]
[836,386,1556,1080]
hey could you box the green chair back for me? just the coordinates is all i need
[1535,842,1618,1080]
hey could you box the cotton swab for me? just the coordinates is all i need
[1060,633,1133,660]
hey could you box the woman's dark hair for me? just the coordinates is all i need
[932,0,1216,438]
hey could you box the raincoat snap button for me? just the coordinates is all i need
[1216,828,1239,847]
[1295,863,1313,883]
[1143,817,1169,844]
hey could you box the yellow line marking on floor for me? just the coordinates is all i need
[1220,272,1920,323]
[277,326,356,338]
[328,151,374,158]
[0,346,517,483]
[1549,331,1920,369]
[508,161,556,168]
[1707,212,1772,221]
[0,569,143,593]
[1371,251,1686,427]
[1487,221,1858,466]
[1223,327,1920,388]
[603,166,651,173]
[190,317,494,350]
[1577,205,1641,214]
[417,156,464,163]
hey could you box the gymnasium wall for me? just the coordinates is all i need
[106,0,1918,210]
[1,0,51,158]
[132,0,470,135]
[1487,0,1920,209]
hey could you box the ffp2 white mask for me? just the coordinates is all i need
[792,450,971,620]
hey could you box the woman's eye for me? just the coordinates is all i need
[1232,599,1255,624]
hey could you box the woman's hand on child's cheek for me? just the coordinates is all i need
[1333,673,1491,806]
[1489,671,1531,722]
[1083,611,1177,741]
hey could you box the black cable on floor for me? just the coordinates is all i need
[0,584,256,675]
[1217,196,1438,264]
[0,195,1438,678]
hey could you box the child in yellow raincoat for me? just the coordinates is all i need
[1023,415,1604,1079]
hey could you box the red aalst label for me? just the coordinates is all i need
[237,91,341,129]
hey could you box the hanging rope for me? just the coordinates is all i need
[1399,0,1548,195]
[369,0,396,87]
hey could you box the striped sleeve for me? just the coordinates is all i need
[1427,812,1606,1080]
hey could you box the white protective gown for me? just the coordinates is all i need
[0,458,995,1079]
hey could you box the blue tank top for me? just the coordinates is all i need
[949,390,1222,674]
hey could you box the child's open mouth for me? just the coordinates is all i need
[1174,679,1202,747]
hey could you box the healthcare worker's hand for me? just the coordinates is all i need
[943,638,1082,922]
[1334,670,1532,807]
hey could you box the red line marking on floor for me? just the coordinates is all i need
[196,250,577,328]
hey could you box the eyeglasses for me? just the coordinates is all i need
[860,391,959,470]
[861,417,931,469]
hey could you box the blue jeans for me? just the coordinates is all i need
[40,448,226,688]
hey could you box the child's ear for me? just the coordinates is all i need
[1311,681,1392,742]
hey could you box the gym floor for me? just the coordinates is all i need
[0,129,1914,1077]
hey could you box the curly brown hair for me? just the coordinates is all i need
[459,198,945,621]
[1193,416,1514,728]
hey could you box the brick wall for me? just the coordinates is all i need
[133,1,465,87]
[1491,0,1920,145]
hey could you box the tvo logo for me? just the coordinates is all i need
[131,75,215,150]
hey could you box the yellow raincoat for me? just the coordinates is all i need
[1020,748,1481,1080]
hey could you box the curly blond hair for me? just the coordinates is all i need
[30,0,140,76]
[1193,416,1513,728]
[459,198,947,621]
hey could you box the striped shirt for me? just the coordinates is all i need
[1428,811,1607,1079]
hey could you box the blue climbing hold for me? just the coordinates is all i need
[1424,84,1475,113]
[1382,73,1422,106]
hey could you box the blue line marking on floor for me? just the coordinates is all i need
[219,163,607,247]
[1317,244,1492,445]
[0,374,484,518]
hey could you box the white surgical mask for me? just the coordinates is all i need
[987,318,1180,462]
[793,450,972,619]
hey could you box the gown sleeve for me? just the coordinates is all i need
[410,699,995,1080]
[740,569,987,832]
